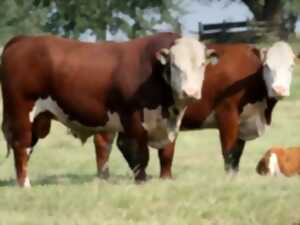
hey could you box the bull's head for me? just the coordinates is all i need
[261,41,295,99]
[156,37,218,102]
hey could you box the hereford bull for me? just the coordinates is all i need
[0,32,217,187]
[93,41,296,179]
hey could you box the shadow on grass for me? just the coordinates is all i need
[0,179,15,187]
[0,173,156,187]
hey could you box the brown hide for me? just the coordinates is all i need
[1,32,183,186]
[257,147,300,177]
[94,43,279,179]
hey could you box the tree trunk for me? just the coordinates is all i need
[242,0,295,40]
[262,0,283,23]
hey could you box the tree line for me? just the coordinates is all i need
[0,0,299,45]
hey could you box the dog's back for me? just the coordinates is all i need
[256,146,300,176]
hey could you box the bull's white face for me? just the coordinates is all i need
[157,38,216,102]
[262,41,295,99]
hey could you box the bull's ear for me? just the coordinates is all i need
[156,48,170,65]
[260,48,268,64]
[206,49,219,65]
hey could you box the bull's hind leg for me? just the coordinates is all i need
[2,99,37,187]
[94,132,115,179]
[7,117,33,187]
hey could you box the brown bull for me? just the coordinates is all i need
[1,33,216,187]
[93,42,296,178]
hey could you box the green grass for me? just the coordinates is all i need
[0,68,300,225]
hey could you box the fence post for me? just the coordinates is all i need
[198,22,204,41]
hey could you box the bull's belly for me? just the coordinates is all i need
[187,100,268,141]
[29,97,185,148]
[29,97,124,142]
[142,106,186,149]
[238,101,267,141]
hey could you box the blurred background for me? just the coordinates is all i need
[0,2,300,225]
[0,0,300,44]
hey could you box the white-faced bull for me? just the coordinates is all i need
[0,33,217,187]
[92,41,296,179]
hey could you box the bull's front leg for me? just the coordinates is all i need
[216,103,241,175]
[117,132,143,172]
[94,132,115,179]
[121,113,149,182]
[226,138,245,173]
[158,141,176,179]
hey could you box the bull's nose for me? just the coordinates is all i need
[183,89,201,101]
[272,85,289,97]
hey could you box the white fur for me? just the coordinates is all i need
[263,41,295,98]
[26,148,32,155]
[142,106,186,148]
[268,153,282,176]
[198,101,267,140]
[23,176,31,188]
[29,97,124,142]
[239,101,267,141]
[169,37,209,100]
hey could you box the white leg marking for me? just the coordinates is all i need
[26,148,32,156]
[133,165,140,177]
[24,176,31,188]
[268,153,282,176]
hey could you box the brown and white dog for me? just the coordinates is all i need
[256,146,300,176]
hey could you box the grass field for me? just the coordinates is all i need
[0,66,299,225]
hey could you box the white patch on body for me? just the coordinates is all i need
[239,101,267,141]
[198,101,268,140]
[29,97,124,142]
[23,176,31,188]
[262,41,295,98]
[268,153,282,176]
[142,106,186,148]
[26,148,32,155]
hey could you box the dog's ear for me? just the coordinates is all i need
[256,157,268,175]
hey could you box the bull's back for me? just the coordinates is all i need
[181,43,263,130]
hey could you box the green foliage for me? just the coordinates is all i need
[35,0,182,40]
[0,0,181,44]
[0,0,49,45]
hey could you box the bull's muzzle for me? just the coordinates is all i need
[271,85,289,98]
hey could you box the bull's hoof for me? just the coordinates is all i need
[160,173,173,180]
[225,166,239,177]
[97,168,110,180]
[134,170,148,184]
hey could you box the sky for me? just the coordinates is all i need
[180,0,252,37]
[80,0,300,42]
